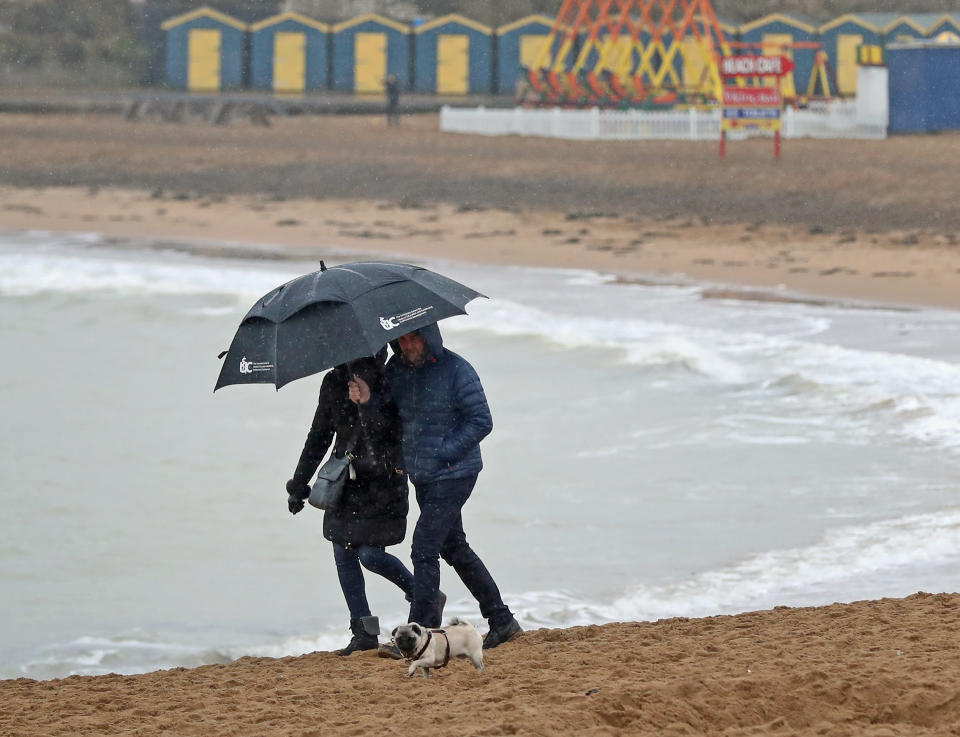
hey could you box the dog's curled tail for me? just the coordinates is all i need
[446,616,472,627]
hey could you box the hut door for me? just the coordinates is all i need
[762,33,795,99]
[520,35,548,69]
[188,29,221,92]
[837,34,863,96]
[355,32,387,93]
[437,35,469,94]
[274,31,306,93]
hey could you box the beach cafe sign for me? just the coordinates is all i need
[719,55,792,159]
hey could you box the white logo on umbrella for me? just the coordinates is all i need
[379,306,435,331]
[239,357,274,374]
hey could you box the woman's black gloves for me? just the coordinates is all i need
[286,479,311,515]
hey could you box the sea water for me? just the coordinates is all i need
[2,230,959,680]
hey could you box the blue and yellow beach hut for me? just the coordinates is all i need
[162,6,247,92]
[739,13,818,99]
[250,12,330,93]
[818,14,884,96]
[414,14,493,94]
[496,15,556,94]
[332,13,409,94]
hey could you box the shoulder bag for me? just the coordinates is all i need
[308,423,362,511]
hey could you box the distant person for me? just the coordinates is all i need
[385,74,400,126]
[285,351,413,656]
[350,325,523,649]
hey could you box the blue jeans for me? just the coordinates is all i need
[408,474,513,628]
[333,543,415,620]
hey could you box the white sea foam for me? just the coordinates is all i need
[4,237,959,449]
[507,509,960,628]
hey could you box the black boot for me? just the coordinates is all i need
[483,616,522,650]
[338,615,379,656]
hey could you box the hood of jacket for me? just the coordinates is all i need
[389,322,444,365]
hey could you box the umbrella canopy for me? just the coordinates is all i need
[215,261,485,390]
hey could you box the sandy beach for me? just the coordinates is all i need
[4,593,960,736]
[0,113,959,309]
[3,110,960,736]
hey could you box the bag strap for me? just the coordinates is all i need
[342,420,363,456]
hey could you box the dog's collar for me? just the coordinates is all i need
[406,629,451,669]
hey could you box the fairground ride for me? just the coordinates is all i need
[520,0,835,109]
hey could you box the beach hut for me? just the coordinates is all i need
[738,13,818,100]
[161,6,247,92]
[496,15,555,95]
[414,14,493,94]
[818,15,884,96]
[888,41,960,133]
[331,13,410,94]
[250,12,330,93]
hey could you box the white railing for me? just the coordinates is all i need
[440,102,887,141]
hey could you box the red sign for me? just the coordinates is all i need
[722,86,782,107]
[721,55,796,77]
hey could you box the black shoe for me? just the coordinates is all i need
[483,617,522,650]
[338,616,379,656]
[377,642,404,660]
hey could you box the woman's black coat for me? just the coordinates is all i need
[291,361,407,548]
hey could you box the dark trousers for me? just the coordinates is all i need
[408,474,512,628]
[333,543,414,620]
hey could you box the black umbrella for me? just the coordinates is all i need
[214,261,485,390]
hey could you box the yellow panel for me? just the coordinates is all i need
[437,34,469,94]
[188,29,221,92]
[837,34,862,95]
[273,31,306,92]
[762,33,795,98]
[681,37,709,88]
[606,36,633,73]
[520,34,549,68]
[355,32,387,93]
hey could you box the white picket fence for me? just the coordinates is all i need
[440,102,887,141]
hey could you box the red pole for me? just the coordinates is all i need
[720,130,726,159]
[774,129,781,159]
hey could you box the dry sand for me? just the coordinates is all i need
[3,111,960,735]
[4,594,960,737]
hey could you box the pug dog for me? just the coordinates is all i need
[391,618,485,678]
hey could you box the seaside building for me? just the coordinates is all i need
[888,41,960,133]
[331,12,410,93]
[250,11,330,93]
[818,14,884,97]
[413,14,493,94]
[161,7,247,91]
[738,13,818,101]
[496,15,556,96]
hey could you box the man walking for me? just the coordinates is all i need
[349,324,522,649]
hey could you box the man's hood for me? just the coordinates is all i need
[417,322,444,357]
[388,322,444,365]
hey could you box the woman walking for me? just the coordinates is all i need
[285,351,414,655]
